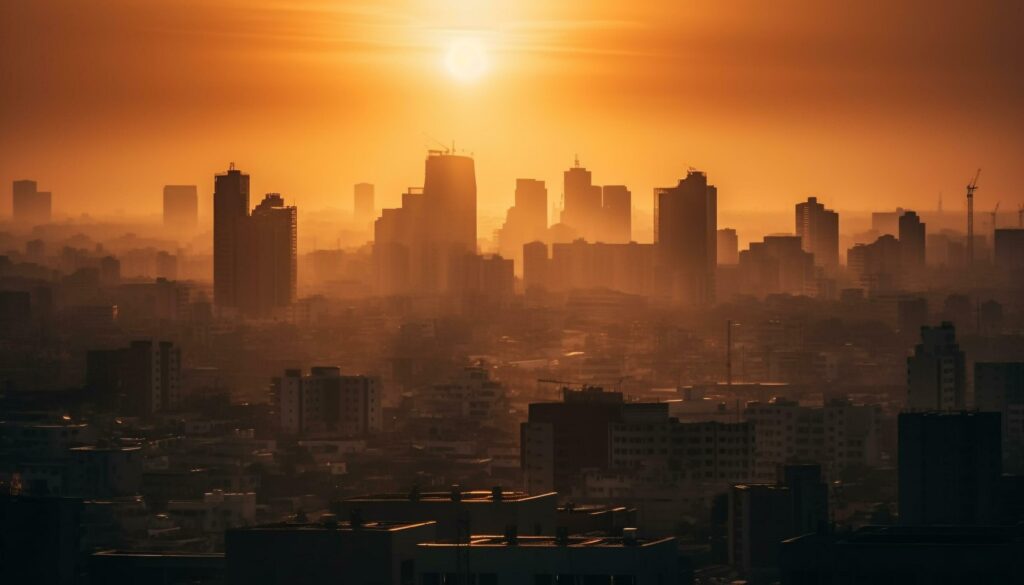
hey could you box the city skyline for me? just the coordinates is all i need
[2,1,1023,220]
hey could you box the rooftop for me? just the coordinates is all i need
[233,519,436,533]
[420,535,674,549]
[346,490,555,503]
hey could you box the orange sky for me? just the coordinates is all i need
[2,0,1023,232]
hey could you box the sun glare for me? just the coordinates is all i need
[444,38,489,83]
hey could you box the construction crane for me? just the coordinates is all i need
[966,169,981,267]
[990,202,1001,231]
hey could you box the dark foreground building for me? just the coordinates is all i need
[781,525,1024,585]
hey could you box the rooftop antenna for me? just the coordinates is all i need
[966,168,981,267]
[1018,204,1023,228]
[938,192,943,214]
[229,162,236,171]
[574,154,580,168]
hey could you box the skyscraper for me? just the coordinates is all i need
[907,321,966,411]
[12,179,52,225]
[374,150,478,295]
[561,158,602,241]
[241,193,297,317]
[654,170,717,304]
[601,185,631,243]
[163,185,198,230]
[423,150,477,254]
[898,210,926,271]
[497,178,548,272]
[353,182,374,223]
[213,164,250,309]
[795,196,839,268]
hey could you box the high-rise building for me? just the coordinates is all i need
[213,165,250,309]
[717,228,739,265]
[274,367,382,437]
[86,340,182,415]
[12,179,52,225]
[795,197,839,268]
[601,185,631,243]
[353,182,374,223]
[907,322,966,411]
[898,411,1001,525]
[975,362,1024,473]
[497,179,548,272]
[654,170,717,304]
[374,151,477,295]
[899,210,926,271]
[560,158,603,242]
[423,151,477,254]
[163,185,198,230]
[241,193,297,317]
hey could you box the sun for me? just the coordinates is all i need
[444,38,489,83]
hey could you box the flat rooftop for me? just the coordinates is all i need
[420,535,674,548]
[346,490,555,503]
[233,520,436,533]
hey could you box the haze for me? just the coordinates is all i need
[2,0,1023,230]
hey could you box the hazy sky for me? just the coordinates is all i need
[2,0,1023,229]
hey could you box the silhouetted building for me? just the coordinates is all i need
[86,340,181,415]
[783,464,828,536]
[12,179,52,225]
[781,526,1024,585]
[213,164,250,308]
[353,182,374,223]
[275,367,381,437]
[847,234,901,293]
[240,193,297,317]
[163,185,198,230]
[717,228,739,265]
[795,197,839,268]
[453,253,514,304]
[498,179,548,271]
[0,496,82,585]
[738,235,816,297]
[975,362,1024,473]
[601,184,631,243]
[560,158,603,242]
[375,151,477,295]
[907,321,966,411]
[654,170,717,304]
[522,240,550,292]
[729,484,793,576]
[898,210,926,272]
[898,411,1001,525]
[225,517,435,585]
[545,239,655,296]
